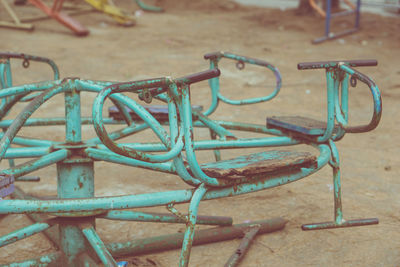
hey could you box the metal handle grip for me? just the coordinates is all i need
[175,69,221,86]
[298,59,377,70]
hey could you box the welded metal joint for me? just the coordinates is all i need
[167,203,188,222]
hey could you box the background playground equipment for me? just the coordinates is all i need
[82,0,163,26]
[84,0,136,26]
[0,51,381,266]
[0,0,34,30]
[0,0,163,35]
[310,0,362,43]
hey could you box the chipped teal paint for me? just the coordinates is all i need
[339,64,382,133]
[0,133,55,146]
[64,89,82,143]
[2,146,50,158]
[316,69,336,143]
[203,59,220,116]
[181,84,224,187]
[82,226,118,266]
[328,140,343,223]
[57,157,94,267]
[58,81,94,265]
[204,51,282,106]
[179,184,207,267]
[0,149,69,178]
[84,148,176,173]
[0,117,121,128]
[0,54,382,265]
[195,112,235,140]
[0,145,329,215]
[0,80,63,99]
[0,220,52,248]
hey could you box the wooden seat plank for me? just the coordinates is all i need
[199,150,317,179]
[267,116,338,136]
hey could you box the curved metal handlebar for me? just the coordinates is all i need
[297,59,377,70]
[338,64,382,133]
[0,52,60,80]
[93,69,221,163]
[135,69,221,102]
[204,51,282,105]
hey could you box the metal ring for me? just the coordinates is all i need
[236,61,245,70]
[22,59,30,68]
[141,89,152,103]
[350,75,357,87]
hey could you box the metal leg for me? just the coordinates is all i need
[302,140,378,230]
[224,225,261,267]
[179,184,207,267]
[81,224,118,267]
[209,129,221,161]
[0,0,34,31]
[312,0,362,44]
[56,90,96,266]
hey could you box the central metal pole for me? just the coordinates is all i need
[57,88,95,265]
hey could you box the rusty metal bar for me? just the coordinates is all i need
[11,187,100,265]
[302,218,379,230]
[100,210,233,226]
[11,186,60,247]
[0,218,57,248]
[107,218,287,258]
[81,224,118,267]
[224,225,261,267]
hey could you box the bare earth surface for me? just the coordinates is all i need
[0,0,399,266]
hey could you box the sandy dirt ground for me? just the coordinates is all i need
[0,0,399,266]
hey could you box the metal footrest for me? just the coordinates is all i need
[108,105,203,122]
[302,218,379,230]
[0,175,14,198]
[199,150,317,179]
[267,116,338,136]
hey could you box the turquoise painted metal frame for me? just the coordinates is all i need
[0,52,382,266]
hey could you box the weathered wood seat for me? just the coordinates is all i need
[199,150,317,179]
[108,105,203,122]
[267,116,339,136]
